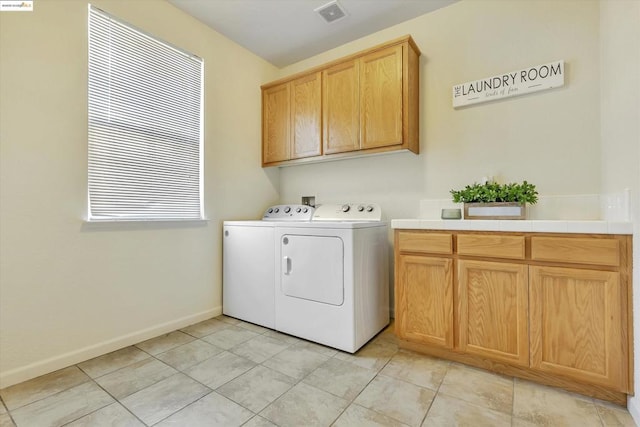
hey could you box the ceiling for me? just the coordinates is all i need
[168,0,459,68]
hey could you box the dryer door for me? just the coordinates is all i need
[280,234,344,306]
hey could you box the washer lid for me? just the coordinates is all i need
[312,203,382,221]
[223,220,277,227]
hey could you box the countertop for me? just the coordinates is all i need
[391,219,633,235]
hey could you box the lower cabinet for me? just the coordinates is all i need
[396,255,453,349]
[529,266,624,390]
[458,260,529,367]
[394,230,632,405]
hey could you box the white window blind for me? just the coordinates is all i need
[88,5,204,221]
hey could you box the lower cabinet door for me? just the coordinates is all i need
[396,255,453,349]
[529,266,627,391]
[458,260,529,366]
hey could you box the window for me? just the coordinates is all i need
[88,5,204,221]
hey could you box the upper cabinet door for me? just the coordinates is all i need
[262,82,290,164]
[323,60,360,154]
[290,72,322,159]
[261,36,420,167]
[360,45,403,149]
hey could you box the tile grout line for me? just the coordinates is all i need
[76,345,173,426]
[61,372,147,427]
[231,331,392,426]
[243,335,327,424]
[305,354,358,427]
[143,337,250,426]
[325,341,408,426]
[510,377,516,427]
[145,328,303,425]
[0,394,19,427]
[144,325,288,424]
[1,374,94,417]
[67,330,224,426]
[240,334,321,426]
[79,343,170,426]
[418,359,453,426]
[591,396,607,427]
[130,343,223,427]
[149,389,215,426]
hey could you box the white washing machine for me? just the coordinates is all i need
[274,203,389,353]
[223,205,314,329]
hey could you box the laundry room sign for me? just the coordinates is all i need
[452,60,564,108]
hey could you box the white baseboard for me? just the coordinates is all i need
[628,396,640,426]
[0,307,221,389]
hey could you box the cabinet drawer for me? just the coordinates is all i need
[531,237,620,267]
[457,234,525,259]
[397,232,452,254]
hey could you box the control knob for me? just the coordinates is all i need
[267,208,273,213]
[366,205,374,212]
[284,206,291,213]
[357,205,365,212]
[274,208,280,213]
[303,207,308,213]
[296,207,301,213]
[341,204,350,213]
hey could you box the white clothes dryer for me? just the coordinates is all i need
[223,205,314,329]
[274,203,389,353]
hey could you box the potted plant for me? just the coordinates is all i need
[450,180,538,220]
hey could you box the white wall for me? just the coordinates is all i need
[276,0,602,218]
[273,0,604,321]
[599,0,640,419]
[0,0,279,387]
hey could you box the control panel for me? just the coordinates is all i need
[312,203,382,221]
[262,204,315,221]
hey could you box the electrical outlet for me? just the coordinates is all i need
[302,196,316,207]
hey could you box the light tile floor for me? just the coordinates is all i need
[0,315,636,427]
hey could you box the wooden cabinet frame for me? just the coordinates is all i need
[394,229,633,405]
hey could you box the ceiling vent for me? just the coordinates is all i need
[314,0,348,24]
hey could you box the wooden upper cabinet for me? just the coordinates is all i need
[360,45,403,149]
[530,266,627,391]
[262,83,290,164]
[323,60,360,154]
[262,35,421,167]
[262,73,322,166]
[291,72,322,159]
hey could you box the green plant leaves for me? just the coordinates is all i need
[450,180,538,204]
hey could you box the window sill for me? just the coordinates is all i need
[85,218,208,224]
[82,218,209,230]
